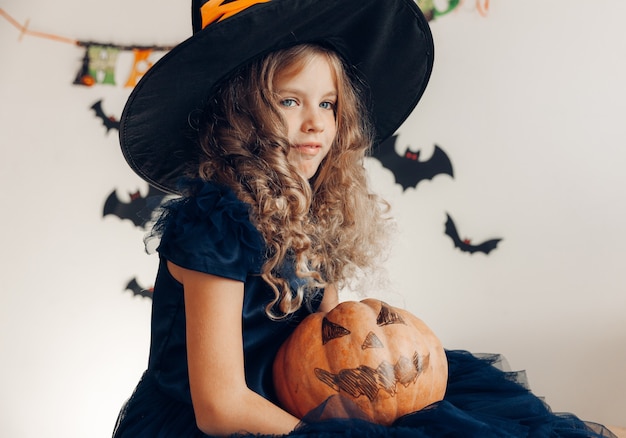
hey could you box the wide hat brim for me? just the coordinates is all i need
[120,0,434,194]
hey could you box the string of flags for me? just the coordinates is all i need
[73,42,175,87]
[0,8,175,88]
[417,0,489,20]
[1,2,489,88]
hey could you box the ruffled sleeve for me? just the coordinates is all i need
[155,181,264,281]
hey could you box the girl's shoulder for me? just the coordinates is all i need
[154,180,264,280]
[162,180,252,227]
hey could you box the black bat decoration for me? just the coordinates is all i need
[90,99,120,133]
[372,134,453,191]
[125,277,153,299]
[444,213,502,255]
[103,185,167,229]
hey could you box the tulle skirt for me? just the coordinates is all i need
[113,350,616,437]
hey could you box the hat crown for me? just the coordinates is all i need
[192,0,271,33]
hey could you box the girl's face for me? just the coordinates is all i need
[274,54,338,179]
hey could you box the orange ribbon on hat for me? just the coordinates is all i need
[200,0,271,29]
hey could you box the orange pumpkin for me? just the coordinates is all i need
[273,299,448,425]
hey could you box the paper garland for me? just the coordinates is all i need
[417,0,490,20]
[1,3,489,88]
[72,43,173,87]
[0,8,175,88]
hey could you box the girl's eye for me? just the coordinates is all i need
[280,98,297,107]
[320,101,335,110]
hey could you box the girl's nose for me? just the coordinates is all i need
[302,108,324,133]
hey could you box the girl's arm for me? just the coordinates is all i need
[319,284,339,312]
[168,261,300,436]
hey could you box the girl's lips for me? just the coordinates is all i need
[292,143,322,156]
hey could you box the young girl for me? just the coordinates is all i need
[114,0,616,436]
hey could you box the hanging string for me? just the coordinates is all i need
[75,41,176,51]
[1,8,78,45]
[0,8,176,51]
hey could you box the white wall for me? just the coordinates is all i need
[0,1,623,436]
[376,0,626,428]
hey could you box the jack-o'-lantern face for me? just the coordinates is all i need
[314,303,430,402]
[273,299,448,425]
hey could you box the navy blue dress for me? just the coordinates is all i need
[113,181,615,437]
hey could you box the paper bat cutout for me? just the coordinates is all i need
[90,99,120,133]
[125,277,153,299]
[315,352,429,401]
[444,213,502,255]
[103,185,167,229]
[372,135,453,191]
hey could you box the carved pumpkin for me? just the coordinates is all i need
[273,299,448,425]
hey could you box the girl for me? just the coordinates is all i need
[114,0,616,436]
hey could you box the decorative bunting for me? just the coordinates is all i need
[73,42,172,87]
[1,4,490,88]
[72,42,172,87]
[88,45,120,85]
[417,0,490,20]
[74,45,118,87]
[125,49,155,88]
[1,8,175,88]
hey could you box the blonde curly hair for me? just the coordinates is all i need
[197,44,390,318]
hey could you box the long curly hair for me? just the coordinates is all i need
[196,44,391,318]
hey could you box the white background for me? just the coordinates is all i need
[1,1,624,436]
